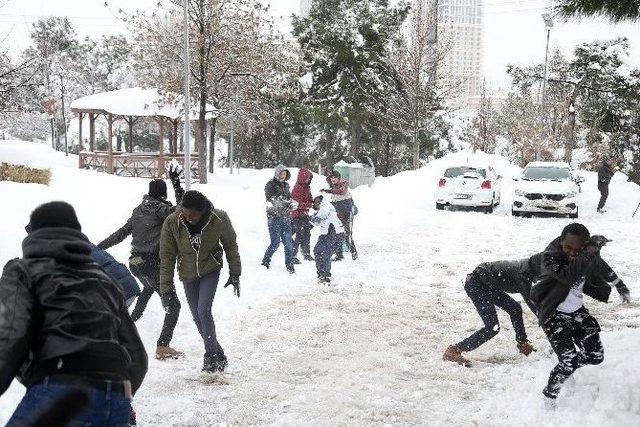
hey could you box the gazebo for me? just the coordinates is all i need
[71,87,216,178]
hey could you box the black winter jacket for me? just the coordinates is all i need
[597,163,614,186]
[99,183,183,254]
[472,258,538,312]
[0,228,148,396]
[265,164,294,218]
[529,237,615,325]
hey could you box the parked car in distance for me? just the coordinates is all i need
[512,161,580,218]
[436,165,502,213]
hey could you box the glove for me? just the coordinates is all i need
[290,200,299,210]
[620,290,631,303]
[320,189,329,193]
[167,162,183,186]
[160,291,178,313]
[517,341,536,356]
[589,235,611,250]
[224,275,240,298]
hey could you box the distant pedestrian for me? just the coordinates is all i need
[321,170,358,261]
[597,158,617,213]
[1,201,147,426]
[159,190,241,373]
[310,195,345,283]
[262,164,297,273]
[291,168,315,263]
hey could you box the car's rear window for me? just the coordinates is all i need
[444,167,486,178]
[523,167,570,180]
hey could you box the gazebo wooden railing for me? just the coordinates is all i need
[79,152,199,179]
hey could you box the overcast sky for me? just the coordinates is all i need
[1,0,639,90]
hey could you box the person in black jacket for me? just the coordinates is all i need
[597,158,617,213]
[99,164,184,360]
[530,223,631,402]
[443,259,537,367]
[1,202,147,426]
[261,164,297,273]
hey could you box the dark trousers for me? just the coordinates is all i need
[335,210,356,256]
[263,216,294,265]
[597,183,609,210]
[457,274,527,352]
[129,253,180,347]
[542,307,604,398]
[7,377,132,426]
[314,226,338,277]
[292,216,312,257]
[184,270,224,358]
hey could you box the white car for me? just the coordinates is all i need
[512,161,581,218]
[436,165,502,213]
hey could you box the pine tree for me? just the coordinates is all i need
[554,1,640,22]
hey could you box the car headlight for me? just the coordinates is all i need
[515,189,527,196]
[565,191,577,198]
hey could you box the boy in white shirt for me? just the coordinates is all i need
[310,196,345,283]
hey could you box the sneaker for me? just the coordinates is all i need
[442,345,472,367]
[292,257,301,265]
[317,275,331,284]
[303,254,315,261]
[286,264,295,273]
[351,250,358,261]
[202,354,216,372]
[597,208,606,213]
[215,355,228,372]
[155,345,183,360]
[261,260,270,269]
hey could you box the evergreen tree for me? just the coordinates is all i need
[554,0,640,22]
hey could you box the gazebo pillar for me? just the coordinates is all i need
[172,120,179,154]
[78,112,84,168]
[128,116,134,153]
[89,113,96,152]
[158,117,165,178]
[107,114,114,174]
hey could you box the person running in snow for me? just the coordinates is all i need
[159,190,241,373]
[310,195,345,283]
[596,157,617,213]
[443,259,537,367]
[262,164,297,273]
[291,168,315,264]
[321,170,358,261]
[529,223,631,403]
[1,202,147,426]
[99,164,184,360]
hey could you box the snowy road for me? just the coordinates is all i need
[1,142,639,426]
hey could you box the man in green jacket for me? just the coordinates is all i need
[159,190,241,373]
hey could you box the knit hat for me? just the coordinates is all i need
[149,179,167,199]
[329,170,341,179]
[29,201,82,231]
[182,190,208,212]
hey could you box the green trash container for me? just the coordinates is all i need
[332,160,351,181]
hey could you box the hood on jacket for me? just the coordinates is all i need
[296,168,313,186]
[274,164,291,181]
[22,227,93,263]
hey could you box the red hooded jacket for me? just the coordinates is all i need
[291,168,313,218]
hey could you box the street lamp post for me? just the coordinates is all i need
[538,13,554,161]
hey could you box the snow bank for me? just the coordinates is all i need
[0,140,76,169]
[0,143,638,426]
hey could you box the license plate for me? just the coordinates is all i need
[455,194,471,199]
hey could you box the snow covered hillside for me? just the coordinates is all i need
[1,140,639,426]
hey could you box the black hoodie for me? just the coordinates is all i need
[0,227,148,396]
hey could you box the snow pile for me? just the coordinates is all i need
[0,143,639,426]
[0,140,76,169]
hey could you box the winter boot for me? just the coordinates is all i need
[286,264,295,274]
[215,354,228,372]
[442,345,471,367]
[261,260,270,269]
[303,253,315,261]
[517,341,536,356]
[292,257,301,265]
[202,353,216,373]
[156,346,183,360]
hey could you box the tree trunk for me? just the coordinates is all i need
[411,121,420,169]
[325,129,334,175]
[349,116,363,156]
[208,118,217,173]
[196,89,208,183]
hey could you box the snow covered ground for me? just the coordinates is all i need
[1,140,639,426]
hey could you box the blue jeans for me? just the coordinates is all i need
[262,217,294,265]
[314,227,339,277]
[184,270,224,358]
[7,377,132,427]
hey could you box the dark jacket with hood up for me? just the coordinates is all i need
[529,237,620,325]
[99,184,184,254]
[265,164,294,218]
[597,162,614,187]
[0,228,148,396]
[291,168,314,219]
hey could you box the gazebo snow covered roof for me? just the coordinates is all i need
[71,87,217,120]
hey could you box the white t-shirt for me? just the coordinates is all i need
[557,279,585,313]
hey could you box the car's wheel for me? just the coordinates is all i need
[436,202,445,210]
[569,208,579,219]
[485,199,494,214]
[512,209,520,217]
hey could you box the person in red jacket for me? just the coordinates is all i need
[291,168,315,263]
